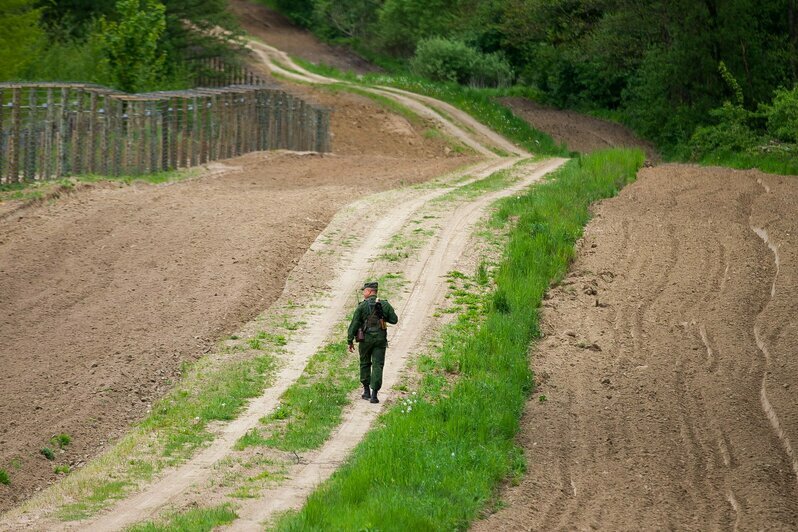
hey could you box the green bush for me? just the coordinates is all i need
[0,0,44,81]
[410,37,513,88]
[24,33,111,84]
[763,85,798,143]
[98,0,167,92]
[689,102,761,158]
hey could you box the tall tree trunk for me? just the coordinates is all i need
[790,0,797,83]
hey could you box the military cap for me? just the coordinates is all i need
[362,281,379,290]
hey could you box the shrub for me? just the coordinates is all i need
[410,37,513,88]
[689,102,761,158]
[97,0,167,92]
[762,85,798,143]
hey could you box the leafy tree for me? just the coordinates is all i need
[98,0,167,92]
[0,0,43,80]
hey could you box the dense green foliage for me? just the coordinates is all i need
[98,0,167,92]
[1,0,240,91]
[267,0,798,168]
[0,0,44,80]
[410,37,513,88]
[275,148,644,530]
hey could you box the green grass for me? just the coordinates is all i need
[126,504,237,532]
[40,448,55,461]
[38,350,277,522]
[77,169,195,185]
[0,469,9,485]
[140,355,276,459]
[257,339,358,451]
[0,170,194,205]
[51,433,71,449]
[273,148,644,531]
[58,481,129,521]
[696,149,798,175]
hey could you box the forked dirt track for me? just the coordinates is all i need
[0,46,476,517]
[0,7,553,528]
[50,33,558,532]
[475,165,798,530]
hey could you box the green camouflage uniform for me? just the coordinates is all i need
[347,295,398,392]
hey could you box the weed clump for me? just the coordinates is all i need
[0,469,9,485]
[40,447,55,460]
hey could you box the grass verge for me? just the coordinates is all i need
[273,148,644,530]
[14,342,280,522]
[695,149,798,175]
[0,170,195,204]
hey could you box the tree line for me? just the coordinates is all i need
[271,0,798,162]
[0,0,240,92]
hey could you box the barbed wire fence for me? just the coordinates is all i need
[0,63,331,184]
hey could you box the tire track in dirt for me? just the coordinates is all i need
[247,40,522,158]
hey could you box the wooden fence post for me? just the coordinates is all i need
[9,88,21,183]
[24,87,36,182]
[0,88,5,182]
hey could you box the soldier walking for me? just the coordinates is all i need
[347,281,398,404]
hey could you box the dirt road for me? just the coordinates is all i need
[229,0,379,75]
[0,83,473,512]
[0,8,546,524]
[474,165,798,530]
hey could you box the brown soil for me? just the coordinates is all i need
[499,96,658,160]
[0,86,472,512]
[229,0,380,75]
[474,165,798,530]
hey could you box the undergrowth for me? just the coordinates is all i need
[274,148,644,530]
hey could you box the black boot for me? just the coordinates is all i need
[370,390,379,404]
[361,385,371,400]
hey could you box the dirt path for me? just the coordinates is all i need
[229,0,379,75]
[0,14,551,526]
[58,36,552,527]
[0,69,474,513]
[474,165,798,530]
[246,40,524,159]
[228,157,565,530]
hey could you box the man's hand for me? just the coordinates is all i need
[348,343,355,353]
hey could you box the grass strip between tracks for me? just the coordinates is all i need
[274,148,644,531]
[126,503,237,532]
